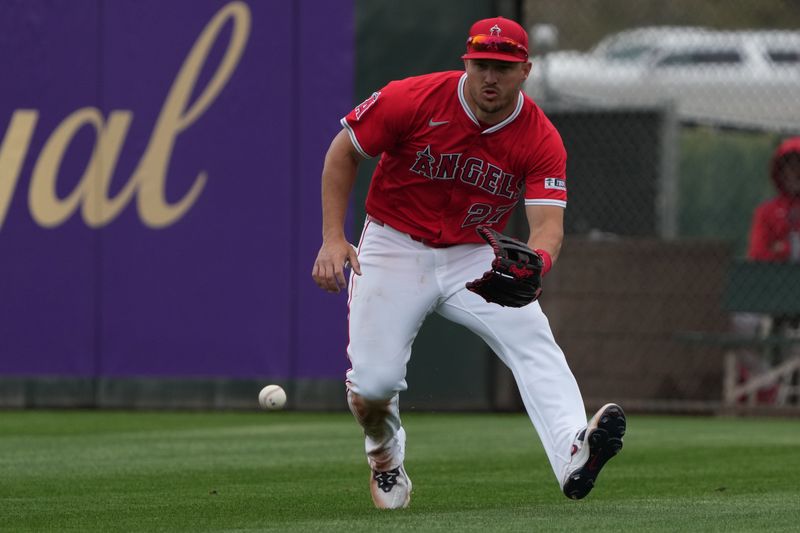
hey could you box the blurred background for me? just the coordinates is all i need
[1,0,798,415]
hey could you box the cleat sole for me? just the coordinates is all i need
[562,404,626,500]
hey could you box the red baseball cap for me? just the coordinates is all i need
[461,16,529,63]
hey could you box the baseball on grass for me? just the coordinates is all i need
[258,384,287,410]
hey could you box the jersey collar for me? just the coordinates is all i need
[458,72,524,134]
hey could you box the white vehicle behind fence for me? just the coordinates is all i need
[525,27,800,133]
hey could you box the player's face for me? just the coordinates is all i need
[464,59,531,124]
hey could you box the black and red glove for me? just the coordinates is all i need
[465,226,543,308]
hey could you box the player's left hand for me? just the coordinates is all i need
[466,226,543,307]
[312,238,361,293]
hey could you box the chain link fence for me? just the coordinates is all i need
[518,0,800,413]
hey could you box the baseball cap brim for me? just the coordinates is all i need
[461,51,528,63]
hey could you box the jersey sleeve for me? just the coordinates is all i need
[340,80,412,159]
[523,128,568,209]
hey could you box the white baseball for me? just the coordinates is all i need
[258,384,287,410]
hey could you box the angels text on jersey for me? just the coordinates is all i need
[409,145,522,200]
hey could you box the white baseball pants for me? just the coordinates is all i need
[345,218,587,485]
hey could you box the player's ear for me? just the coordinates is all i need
[522,61,532,78]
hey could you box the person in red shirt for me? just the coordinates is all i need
[738,137,800,403]
[748,137,800,262]
[312,16,625,508]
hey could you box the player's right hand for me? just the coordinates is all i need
[312,238,361,293]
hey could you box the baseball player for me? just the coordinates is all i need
[312,16,626,509]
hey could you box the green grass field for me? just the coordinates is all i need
[0,411,797,532]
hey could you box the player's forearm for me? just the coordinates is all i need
[529,227,563,263]
[321,167,357,242]
[529,227,561,279]
[525,205,564,263]
[321,132,361,242]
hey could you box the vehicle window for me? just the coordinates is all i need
[656,49,743,66]
[767,50,800,64]
[605,45,657,62]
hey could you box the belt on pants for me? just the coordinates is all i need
[366,215,456,248]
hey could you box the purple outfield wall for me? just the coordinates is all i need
[0,0,354,379]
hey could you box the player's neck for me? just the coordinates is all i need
[464,91,517,126]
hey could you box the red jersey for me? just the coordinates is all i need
[747,137,800,262]
[748,196,800,261]
[341,71,567,245]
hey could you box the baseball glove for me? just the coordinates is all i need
[465,226,543,307]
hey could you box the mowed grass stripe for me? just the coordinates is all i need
[1,411,797,532]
